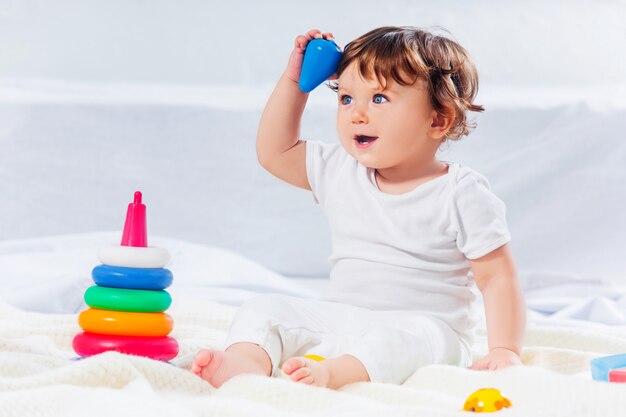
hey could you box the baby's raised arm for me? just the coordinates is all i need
[256,29,334,190]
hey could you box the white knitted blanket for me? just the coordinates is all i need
[2,298,626,417]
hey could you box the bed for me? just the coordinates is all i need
[1,233,626,416]
[2,1,626,416]
[2,300,626,417]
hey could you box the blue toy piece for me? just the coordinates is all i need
[92,264,173,290]
[299,39,342,93]
[590,353,626,381]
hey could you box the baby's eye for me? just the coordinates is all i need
[373,94,388,104]
[340,95,353,105]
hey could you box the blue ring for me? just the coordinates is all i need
[92,265,173,290]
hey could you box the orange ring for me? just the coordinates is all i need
[78,308,173,337]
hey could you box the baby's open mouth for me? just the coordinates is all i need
[354,135,378,147]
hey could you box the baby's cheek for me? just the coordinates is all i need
[335,125,351,145]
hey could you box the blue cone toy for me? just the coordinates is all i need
[299,39,342,93]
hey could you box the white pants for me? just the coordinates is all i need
[224,294,471,384]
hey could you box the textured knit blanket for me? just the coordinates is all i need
[2,298,626,417]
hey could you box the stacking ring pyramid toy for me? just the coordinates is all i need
[73,191,179,361]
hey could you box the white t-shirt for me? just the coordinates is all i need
[305,141,511,337]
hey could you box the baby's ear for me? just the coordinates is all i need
[429,108,455,140]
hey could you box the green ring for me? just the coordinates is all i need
[84,286,172,312]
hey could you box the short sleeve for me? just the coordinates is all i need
[305,140,350,206]
[451,172,511,259]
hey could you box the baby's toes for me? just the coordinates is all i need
[193,349,213,367]
[289,366,311,382]
[298,375,315,385]
[190,362,202,375]
[282,357,306,375]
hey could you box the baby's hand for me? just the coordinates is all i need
[468,347,522,371]
[285,29,335,84]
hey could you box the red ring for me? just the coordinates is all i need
[73,332,179,361]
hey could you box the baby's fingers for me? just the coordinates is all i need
[294,35,309,50]
[295,30,321,51]
[468,358,490,370]
[305,29,322,41]
[295,30,336,53]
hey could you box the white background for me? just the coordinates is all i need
[2,0,625,90]
[1,0,625,283]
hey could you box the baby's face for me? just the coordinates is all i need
[335,62,438,170]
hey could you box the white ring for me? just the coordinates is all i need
[98,245,171,268]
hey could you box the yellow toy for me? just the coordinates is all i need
[304,354,326,362]
[463,388,511,413]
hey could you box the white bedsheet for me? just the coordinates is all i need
[521,272,626,330]
[2,298,626,417]
[0,232,316,314]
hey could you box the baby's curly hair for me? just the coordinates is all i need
[329,26,484,140]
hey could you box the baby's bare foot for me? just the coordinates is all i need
[191,349,266,388]
[282,357,330,387]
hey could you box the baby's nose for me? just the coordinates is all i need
[351,107,369,124]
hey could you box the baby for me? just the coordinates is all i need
[192,26,525,389]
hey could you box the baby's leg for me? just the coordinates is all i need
[282,354,369,389]
[192,295,285,387]
[191,342,271,388]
